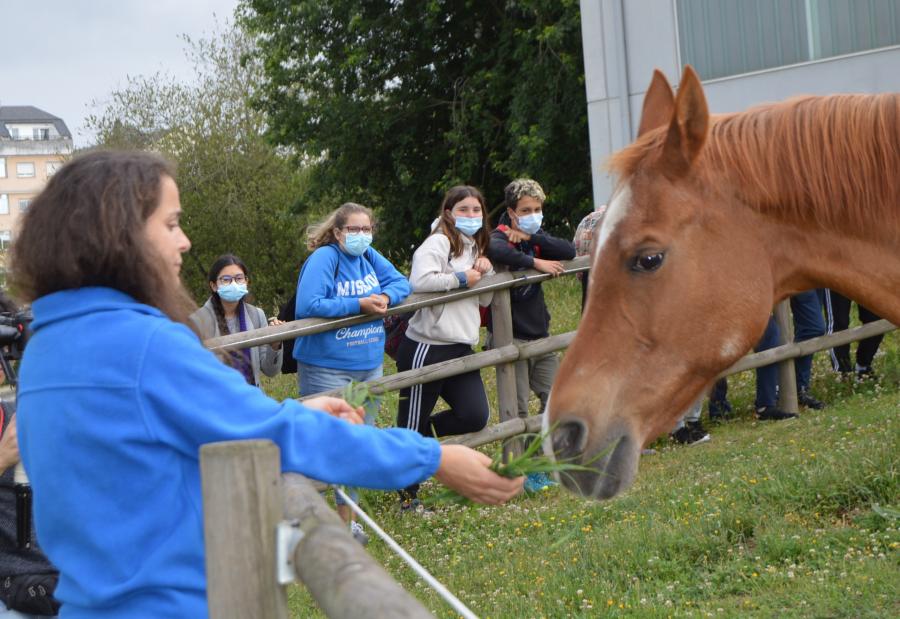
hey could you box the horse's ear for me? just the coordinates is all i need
[660,65,709,176]
[637,70,675,137]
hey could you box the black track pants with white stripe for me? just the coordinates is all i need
[822,289,885,371]
[394,335,491,500]
[395,334,491,439]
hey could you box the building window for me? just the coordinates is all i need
[46,161,62,177]
[0,230,11,251]
[9,128,19,140]
[32,128,50,140]
[16,163,35,178]
[18,200,31,212]
[677,0,900,80]
[0,195,8,215]
[0,158,5,178]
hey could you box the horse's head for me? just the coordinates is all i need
[547,66,775,500]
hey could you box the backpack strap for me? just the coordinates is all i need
[244,303,260,330]
[332,245,342,279]
[496,224,516,249]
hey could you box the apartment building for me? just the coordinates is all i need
[0,106,73,253]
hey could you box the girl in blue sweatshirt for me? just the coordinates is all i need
[9,151,522,619]
[294,202,410,540]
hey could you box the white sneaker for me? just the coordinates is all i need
[350,521,369,546]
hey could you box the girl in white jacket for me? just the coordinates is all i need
[395,185,494,509]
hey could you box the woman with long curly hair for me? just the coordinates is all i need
[9,152,522,618]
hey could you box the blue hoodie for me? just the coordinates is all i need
[16,287,441,619]
[294,244,410,370]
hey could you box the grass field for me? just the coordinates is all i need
[262,277,899,618]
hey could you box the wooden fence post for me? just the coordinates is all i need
[490,286,522,459]
[774,300,799,413]
[201,440,288,619]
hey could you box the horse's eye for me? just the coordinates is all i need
[631,252,665,273]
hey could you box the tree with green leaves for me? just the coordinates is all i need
[239,0,591,261]
[86,24,311,311]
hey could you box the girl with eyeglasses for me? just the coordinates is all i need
[294,202,411,542]
[10,152,522,618]
[190,254,283,387]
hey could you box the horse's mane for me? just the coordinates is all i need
[609,93,900,236]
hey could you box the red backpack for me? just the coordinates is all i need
[383,312,414,360]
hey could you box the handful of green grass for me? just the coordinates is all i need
[426,429,595,506]
[342,380,376,411]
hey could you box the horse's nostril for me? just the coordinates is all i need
[552,418,588,459]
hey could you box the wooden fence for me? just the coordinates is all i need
[201,440,433,619]
[200,257,896,617]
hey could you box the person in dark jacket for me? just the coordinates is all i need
[486,178,575,492]
[0,404,61,618]
[0,293,60,618]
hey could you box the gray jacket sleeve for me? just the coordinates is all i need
[409,234,464,292]
[189,301,219,341]
[252,305,283,378]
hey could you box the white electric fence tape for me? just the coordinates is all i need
[334,487,479,619]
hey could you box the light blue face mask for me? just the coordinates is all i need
[517,212,543,235]
[343,233,373,256]
[217,282,248,302]
[454,216,482,237]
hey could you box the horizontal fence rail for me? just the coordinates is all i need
[294,319,896,401]
[721,319,895,376]
[204,256,591,352]
[200,254,896,412]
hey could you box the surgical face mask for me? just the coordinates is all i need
[454,216,482,237]
[217,282,248,302]
[516,212,543,235]
[343,233,373,256]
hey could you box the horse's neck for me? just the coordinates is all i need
[707,96,900,248]
[764,221,900,326]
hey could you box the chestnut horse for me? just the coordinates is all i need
[547,66,900,500]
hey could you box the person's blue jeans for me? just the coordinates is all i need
[755,291,825,407]
[755,317,782,408]
[791,290,825,389]
[298,362,381,506]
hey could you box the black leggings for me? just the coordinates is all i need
[823,289,884,371]
[395,334,490,499]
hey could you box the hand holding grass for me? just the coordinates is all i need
[429,430,595,506]
[337,381,524,505]
[435,445,524,505]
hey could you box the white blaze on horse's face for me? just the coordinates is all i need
[594,184,631,264]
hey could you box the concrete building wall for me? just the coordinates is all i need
[581,0,900,207]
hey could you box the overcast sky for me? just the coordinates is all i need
[3,0,241,147]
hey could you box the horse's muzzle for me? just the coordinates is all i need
[550,417,640,500]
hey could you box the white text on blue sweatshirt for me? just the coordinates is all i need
[294,245,411,370]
